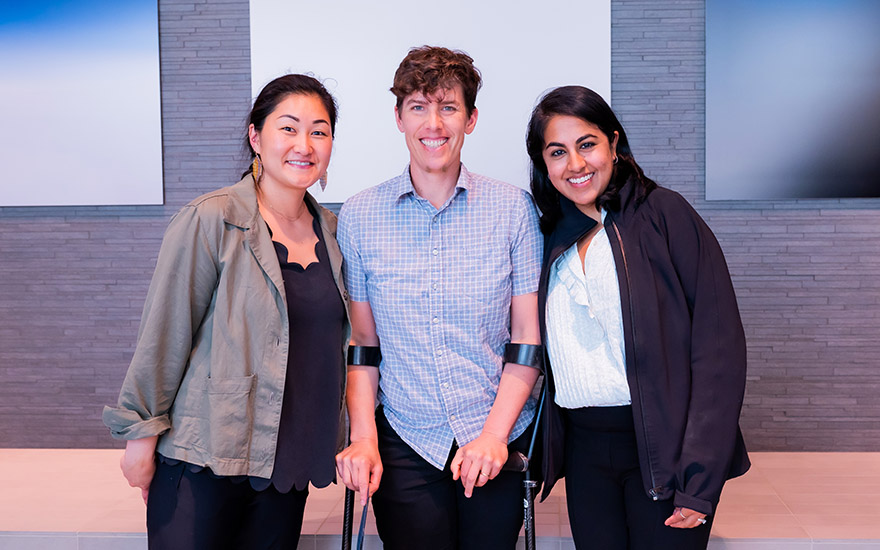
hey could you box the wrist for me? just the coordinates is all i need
[126,436,158,453]
[480,429,509,444]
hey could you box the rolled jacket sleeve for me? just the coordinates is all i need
[103,204,219,440]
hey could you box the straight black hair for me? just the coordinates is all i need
[241,74,338,178]
[526,86,656,234]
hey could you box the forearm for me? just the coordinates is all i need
[346,366,380,442]
[482,363,540,441]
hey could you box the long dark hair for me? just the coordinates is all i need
[241,74,338,178]
[526,86,656,234]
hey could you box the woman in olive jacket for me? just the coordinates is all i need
[526,86,749,550]
[103,74,349,549]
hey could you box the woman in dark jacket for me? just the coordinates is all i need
[526,86,749,550]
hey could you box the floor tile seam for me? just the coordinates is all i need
[312,493,345,533]
[757,463,817,544]
[73,530,145,537]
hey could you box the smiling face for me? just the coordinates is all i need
[395,84,478,181]
[541,115,618,221]
[249,93,333,192]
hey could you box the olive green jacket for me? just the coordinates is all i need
[103,175,350,479]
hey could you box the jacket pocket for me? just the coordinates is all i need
[206,375,255,459]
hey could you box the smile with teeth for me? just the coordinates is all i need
[286,160,312,167]
[568,173,593,185]
[420,138,448,149]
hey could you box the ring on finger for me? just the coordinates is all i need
[479,472,489,479]
[679,510,687,520]
[697,517,707,525]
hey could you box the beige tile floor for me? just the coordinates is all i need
[0,450,878,549]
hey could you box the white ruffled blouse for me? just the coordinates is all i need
[545,211,631,408]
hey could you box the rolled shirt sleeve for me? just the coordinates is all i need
[509,190,542,297]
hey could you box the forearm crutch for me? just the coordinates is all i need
[341,345,382,550]
[499,343,546,550]
[504,382,547,550]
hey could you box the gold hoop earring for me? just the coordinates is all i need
[252,155,262,182]
[319,171,328,191]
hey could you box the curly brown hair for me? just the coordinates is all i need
[390,45,482,117]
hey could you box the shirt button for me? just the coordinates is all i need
[432,317,440,324]
[441,382,449,389]
[432,248,439,256]
[450,414,457,421]
[436,349,443,356]
[432,283,439,291]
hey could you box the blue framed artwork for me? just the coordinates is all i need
[0,0,163,206]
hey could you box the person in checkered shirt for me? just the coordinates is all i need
[335,46,543,550]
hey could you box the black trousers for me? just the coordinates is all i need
[564,406,713,550]
[371,407,528,550]
[146,459,309,550]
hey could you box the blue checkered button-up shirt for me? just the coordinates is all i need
[338,165,542,469]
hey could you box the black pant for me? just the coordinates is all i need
[371,408,528,550]
[146,459,309,550]
[564,406,713,550]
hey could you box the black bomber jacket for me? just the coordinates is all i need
[537,182,750,515]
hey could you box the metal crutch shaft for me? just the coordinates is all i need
[342,487,355,550]
[522,383,547,550]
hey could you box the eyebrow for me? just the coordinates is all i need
[405,94,457,106]
[544,133,597,150]
[278,114,330,125]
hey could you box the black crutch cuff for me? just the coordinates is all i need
[503,343,542,369]
[347,345,381,367]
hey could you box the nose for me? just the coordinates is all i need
[567,151,586,172]
[293,132,313,154]
[426,107,442,129]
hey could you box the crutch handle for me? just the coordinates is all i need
[502,450,529,473]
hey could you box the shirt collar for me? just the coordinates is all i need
[392,163,472,203]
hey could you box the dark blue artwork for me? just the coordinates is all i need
[707,0,880,199]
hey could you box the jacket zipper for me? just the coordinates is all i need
[609,219,661,499]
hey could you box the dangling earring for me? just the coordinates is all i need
[252,155,262,182]
[613,155,619,164]
[319,171,328,191]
